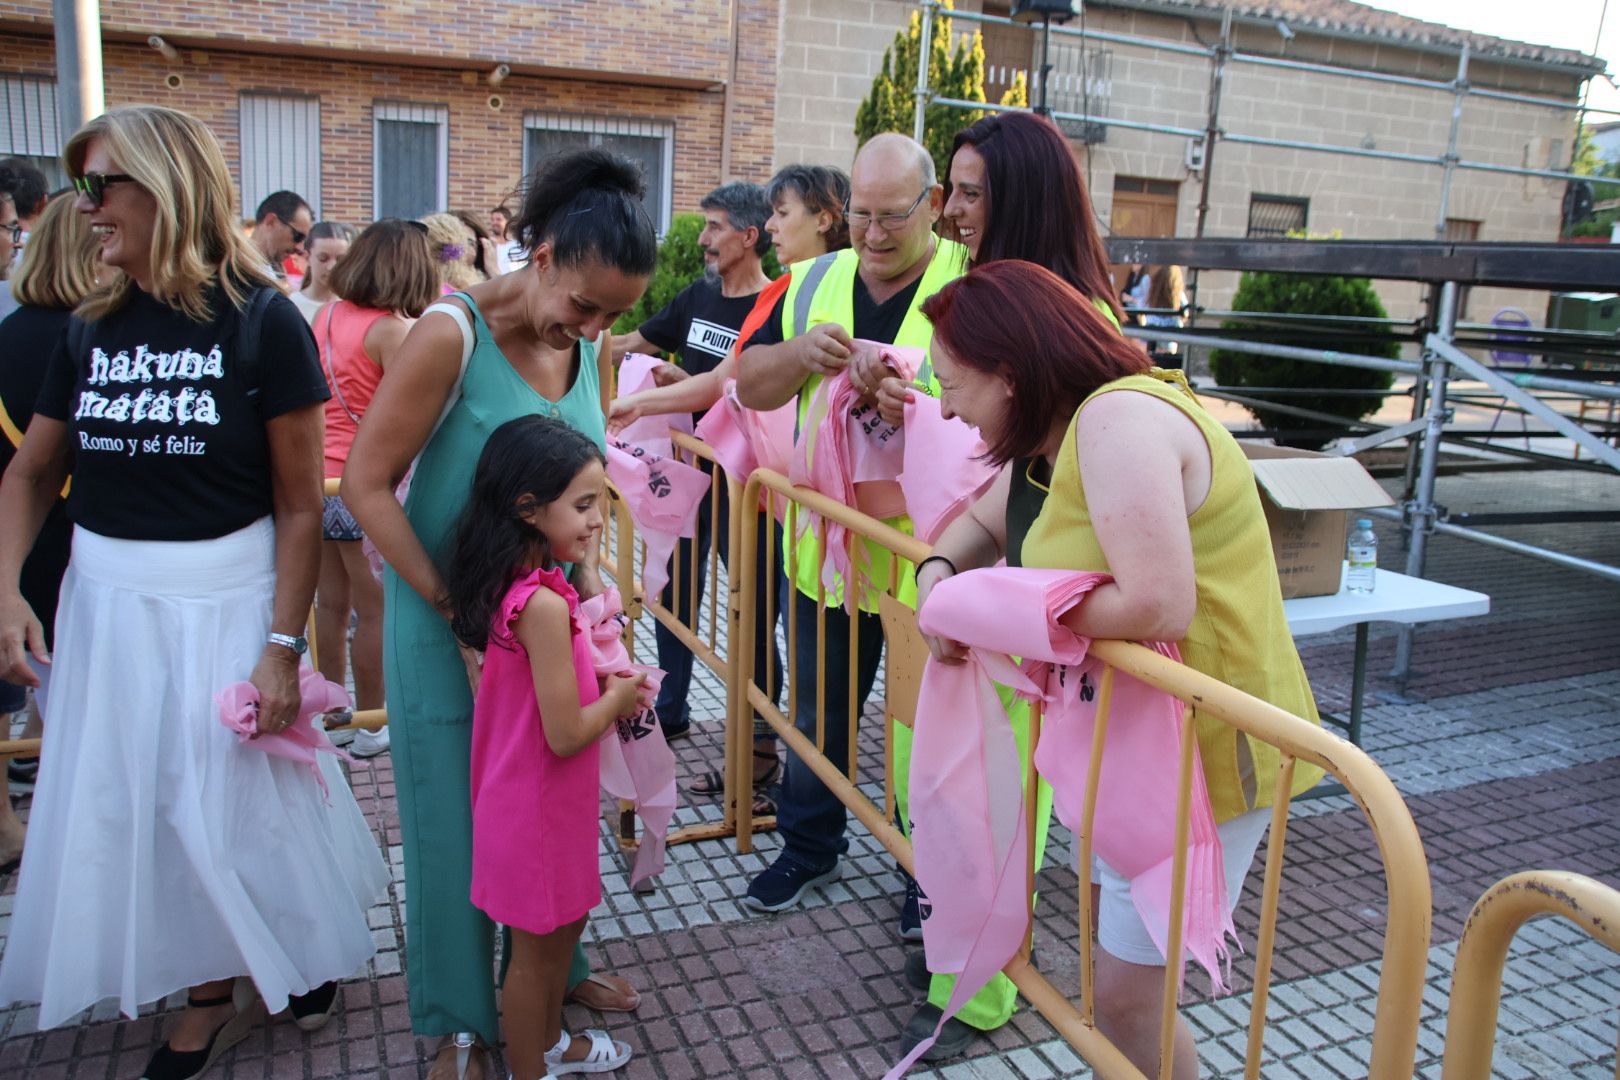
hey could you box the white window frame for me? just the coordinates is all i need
[372,101,448,220]
[238,92,322,219]
[0,77,67,190]
[522,112,674,233]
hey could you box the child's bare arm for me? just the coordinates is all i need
[515,589,645,757]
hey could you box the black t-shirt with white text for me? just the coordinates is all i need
[35,286,329,541]
[638,277,761,420]
[742,270,924,351]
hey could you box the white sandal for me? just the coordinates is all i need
[544,1029,632,1075]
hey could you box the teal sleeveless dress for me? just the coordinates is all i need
[382,292,605,1041]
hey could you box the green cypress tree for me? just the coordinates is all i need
[854,1,1029,181]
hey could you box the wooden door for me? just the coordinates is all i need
[1110,177,1180,299]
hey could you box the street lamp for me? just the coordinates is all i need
[1011,0,1080,118]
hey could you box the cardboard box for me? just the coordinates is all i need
[1244,445,1396,599]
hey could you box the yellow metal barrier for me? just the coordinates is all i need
[597,429,780,850]
[1441,871,1620,1080]
[730,467,1434,1080]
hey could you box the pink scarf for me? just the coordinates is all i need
[608,354,712,602]
[889,568,1232,1077]
[576,586,676,890]
[216,668,358,801]
[693,378,795,514]
[788,343,916,606]
[898,394,998,544]
[603,439,710,603]
[614,353,693,457]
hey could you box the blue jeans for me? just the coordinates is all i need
[774,577,883,869]
[654,481,783,735]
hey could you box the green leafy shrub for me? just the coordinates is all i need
[613,212,784,337]
[1209,271,1401,450]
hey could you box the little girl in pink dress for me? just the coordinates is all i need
[445,416,645,1080]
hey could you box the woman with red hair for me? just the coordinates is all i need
[889,111,1131,1065]
[915,260,1322,1079]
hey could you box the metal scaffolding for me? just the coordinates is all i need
[907,2,1620,677]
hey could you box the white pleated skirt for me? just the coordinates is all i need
[0,517,390,1029]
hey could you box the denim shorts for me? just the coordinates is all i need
[322,494,364,542]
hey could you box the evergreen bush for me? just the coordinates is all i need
[1209,271,1401,450]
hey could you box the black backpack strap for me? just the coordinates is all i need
[239,285,278,399]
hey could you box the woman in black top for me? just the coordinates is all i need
[0,106,388,1080]
[0,189,100,869]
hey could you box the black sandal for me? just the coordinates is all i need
[688,750,781,797]
[285,980,339,1032]
[141,980,261,1080]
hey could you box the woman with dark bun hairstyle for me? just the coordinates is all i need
[343,148,656,1080]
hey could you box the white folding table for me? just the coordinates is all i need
[1283,566,1491,748]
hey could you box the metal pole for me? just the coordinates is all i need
[912,0,935,144]
[1189,6,1230,330]
[1434,44,1468,240]
[53,0,104,141]
[1391,280,1458,681]
[1194,7,1230,242]
[1036,15,1053,117]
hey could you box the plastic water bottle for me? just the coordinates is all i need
[1346,519,1377,594]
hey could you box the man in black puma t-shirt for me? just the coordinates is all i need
[609,182,773,738]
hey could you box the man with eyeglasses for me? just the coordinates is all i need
[0,158,50,323]
[248,189,314,290]
[735,132,967,917]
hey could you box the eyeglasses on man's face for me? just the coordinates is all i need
[846,188,931,233]
[71,171,136,210]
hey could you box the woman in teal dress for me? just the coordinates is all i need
[343,149,656,1080]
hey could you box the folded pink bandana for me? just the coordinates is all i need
[576,586,676,890]
[216,668,358,801]
[888,567,1233,1077]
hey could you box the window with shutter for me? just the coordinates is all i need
[239,93,321,218]
[522,113,674,234]
[374,102,448,220]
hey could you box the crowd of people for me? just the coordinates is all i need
[0,102,1317,1080]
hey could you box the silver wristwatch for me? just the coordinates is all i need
[267,632,309,656]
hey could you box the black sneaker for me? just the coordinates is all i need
[899,876,925,942]
[898,1002,979,1062]
[742,854,840,913]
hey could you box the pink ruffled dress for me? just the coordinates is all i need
[469,566,602,935]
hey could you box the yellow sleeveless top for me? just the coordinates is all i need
[1020,371,1324,822]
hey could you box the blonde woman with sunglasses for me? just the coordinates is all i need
[0,106,388,1080]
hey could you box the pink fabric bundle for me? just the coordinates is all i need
[897,394,998,544]
[693,378,795,515]
[604,438,710,603]
[888,567,1233,1078]
[216,668,358,801]
[576,585,676,890]
[787,343,917,604]
[1033,637,1236,996]
[614,353,693,457]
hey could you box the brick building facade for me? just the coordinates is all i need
[0,0,1603,319]
[0,0,778,229]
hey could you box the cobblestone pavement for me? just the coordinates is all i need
[2,467,1618,1078]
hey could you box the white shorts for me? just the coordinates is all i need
[1088,805,1272,967]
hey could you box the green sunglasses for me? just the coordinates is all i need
[72,172,136,209]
